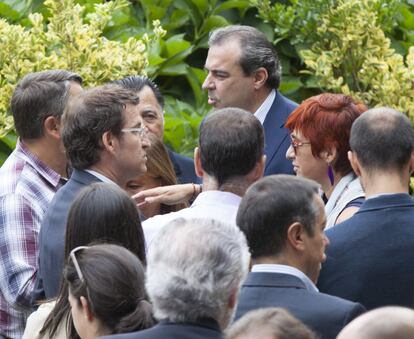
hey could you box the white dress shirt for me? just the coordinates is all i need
[254,89,276,125]
[143,190,241,249]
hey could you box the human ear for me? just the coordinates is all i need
[348,151,361,177]
[43,116,61,140]
[253,67,268,90]
[101,131,117,154]
[286,222,306,252]
[80,296,94,322]
[194,147,203,178]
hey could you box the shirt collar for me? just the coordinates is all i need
[17,140,62,188]
[84,169,118,186]
[191,190,241,208]
[254,89,276,125]
[252,263,318,292]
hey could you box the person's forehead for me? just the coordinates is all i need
[138,86,162,111]
[206,39,243,67]
[123,104,142,125]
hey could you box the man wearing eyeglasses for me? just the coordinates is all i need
[34,85,150,301]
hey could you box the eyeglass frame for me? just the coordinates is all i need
[121,126,149,138]
[290,135,311,154]
[69,246,89,283]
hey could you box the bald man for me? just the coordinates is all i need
[337,307,414,339]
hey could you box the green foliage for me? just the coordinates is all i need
[299,0,414,122]
[254,0,414,122]
[0,0,253,160]
[0,0,153,124]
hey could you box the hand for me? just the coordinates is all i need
[132,183,200,207]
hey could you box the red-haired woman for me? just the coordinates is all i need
[285,93,367,228]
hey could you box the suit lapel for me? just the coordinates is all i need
[262,92,292,172]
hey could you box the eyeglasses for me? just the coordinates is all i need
[290,136,311,154]
[121,127,148,137]
[69,246,89,283]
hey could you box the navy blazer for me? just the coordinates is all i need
[168,149,198,184]
[318,193,414,310]
[35,169,101,300]
[236,272,365,339]
[262,91,297,176]
[100,318,222,339]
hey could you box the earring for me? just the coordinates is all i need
[327,164,334,185]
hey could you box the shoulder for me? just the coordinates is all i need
[23,301,67,339]
[273,91,298,111]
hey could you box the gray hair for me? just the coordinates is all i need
[146,218,250,324]
[208,25,281,89]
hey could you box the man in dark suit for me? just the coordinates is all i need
[35,85,150,299]
[102,217,250,339]
[203,25,297,176]
[317,107,414,310]
[113,76,198,184]
[235,175,365,339]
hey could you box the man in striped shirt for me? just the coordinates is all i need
[0,70,82,338]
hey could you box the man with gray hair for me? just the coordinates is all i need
[318,108,414,310]
[103,218,250,339]
[203,25,296,175]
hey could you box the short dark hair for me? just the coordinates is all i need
[199,107,264,186]
[113,75,164,108]
[62,85,139,170]
[236,175,320,259]
[209,25,281,89]
[41,183,148,338]
[11,70,82,140]
[64,244,155,335]
[226,307,316,339]
[350,107,414,172]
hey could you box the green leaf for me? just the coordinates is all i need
[201,15,228,36]
[0,2,20,21]
[279,76,302,94]
[175,0,203,28]
[165,35,192,57]
[185,66,207,107]
[213,0,251,14]
[190,0,208,15]
[158,64,188,76]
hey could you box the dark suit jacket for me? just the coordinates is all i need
[35,169,101,299]
[168,149,198,184]
[236,272,365,339]
[263,91,297,176]
[318,193,414,310]
[100,318,222,339]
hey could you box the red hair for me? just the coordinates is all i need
[285,93,367,175]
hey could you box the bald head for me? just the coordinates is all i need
[349,107,414,173]
[337,307,414,339]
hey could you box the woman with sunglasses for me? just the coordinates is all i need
[24,183,153,339]
[285,93,367,228]
[66,244,154,339]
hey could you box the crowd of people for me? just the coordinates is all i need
[1,24,414,339]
